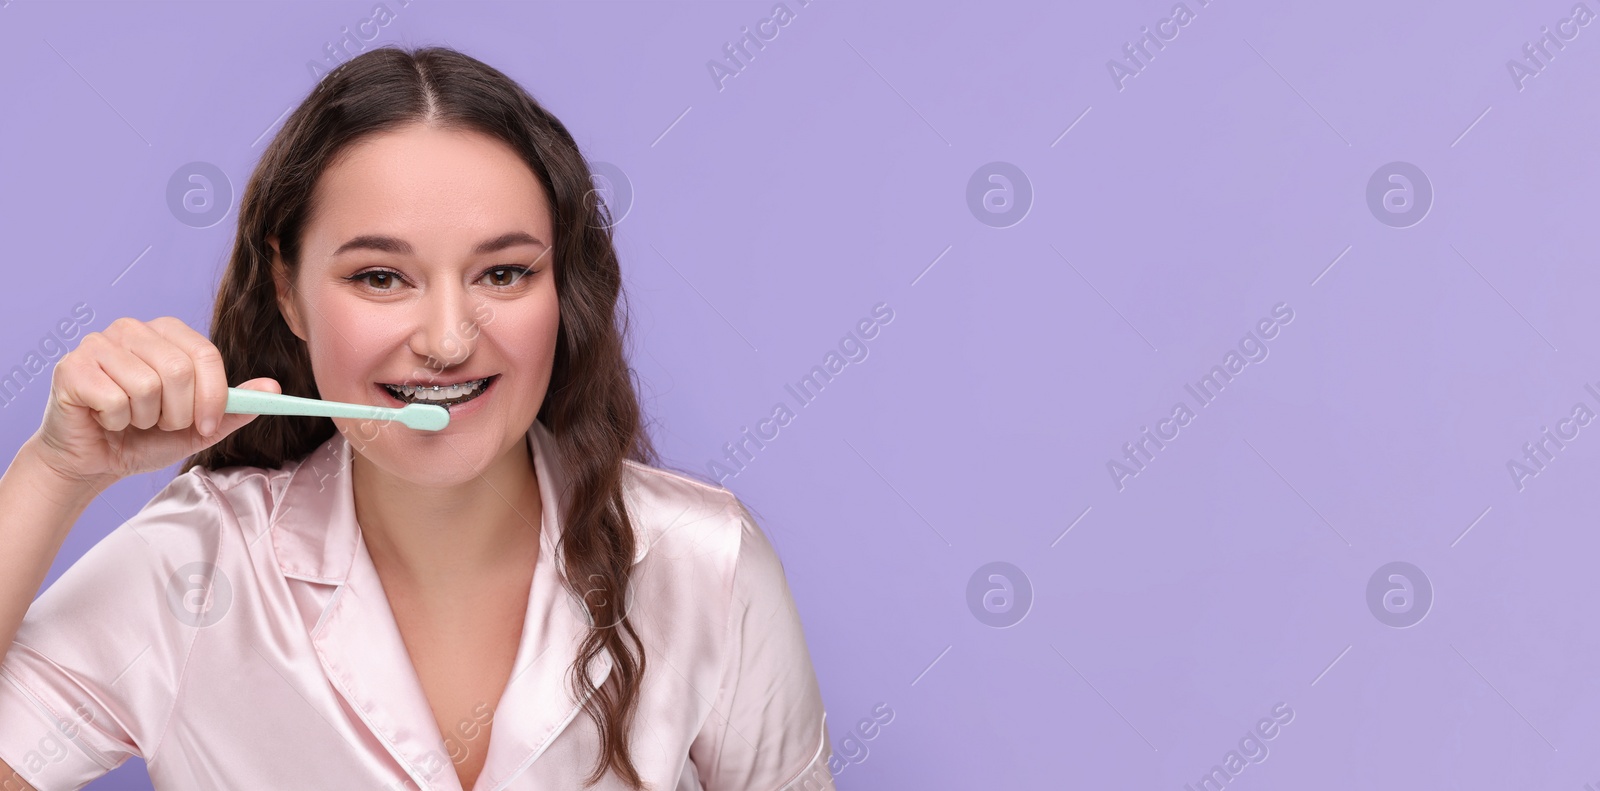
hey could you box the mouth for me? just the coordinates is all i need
[377,374,500,410]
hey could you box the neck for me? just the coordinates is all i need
[351,436,542,593]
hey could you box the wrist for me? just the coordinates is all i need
[15,438,116,506]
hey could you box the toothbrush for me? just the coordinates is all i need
[223,388,450,431]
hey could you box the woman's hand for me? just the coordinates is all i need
[28,316,280,489]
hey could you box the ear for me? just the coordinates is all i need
[268,235,308,342]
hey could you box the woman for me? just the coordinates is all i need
[0,46,833,791]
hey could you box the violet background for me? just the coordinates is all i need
[3,0,1598,788]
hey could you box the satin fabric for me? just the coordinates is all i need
[0,419,834,790]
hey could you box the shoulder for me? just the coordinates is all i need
[618,459,747,557]
[619,458,739,511]
[114,460,298,562]
[617,459,787,596]
[187,458,300,505]
[15,461,294,663]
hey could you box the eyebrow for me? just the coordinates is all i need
[332,231,547,258]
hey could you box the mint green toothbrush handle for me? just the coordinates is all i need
[224,387,449,431]
[224,388,387,420]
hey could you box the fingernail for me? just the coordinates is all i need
[199,417,217,436]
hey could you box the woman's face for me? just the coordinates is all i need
[272,123,560,486]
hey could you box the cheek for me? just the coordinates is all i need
[305,299,401,394]
[496,305,560,375]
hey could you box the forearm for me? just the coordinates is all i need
[0,437,107,663]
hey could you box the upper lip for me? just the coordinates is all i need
[379,374,497,388]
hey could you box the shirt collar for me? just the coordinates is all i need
[271,417,648,585]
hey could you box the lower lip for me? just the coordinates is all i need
[375,375,500,423]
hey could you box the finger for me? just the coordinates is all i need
[110,318,196,432]
[147,317,226,437]
[81,331,165,431]
[53,349,132,432]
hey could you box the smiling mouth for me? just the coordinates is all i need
[379,375,499,408]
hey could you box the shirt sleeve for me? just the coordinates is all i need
[688,498,835,791]
[0,470,217,790]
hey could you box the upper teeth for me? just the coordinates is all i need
[386,377,489,401]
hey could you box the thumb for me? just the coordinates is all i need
[204,377,283,439]
[234,377,283,394]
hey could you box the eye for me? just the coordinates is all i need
[347,269,403,291]
[482,266,534,287]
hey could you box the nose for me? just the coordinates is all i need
[408,285,482,374]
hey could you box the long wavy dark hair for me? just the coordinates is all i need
[181,45,657,789]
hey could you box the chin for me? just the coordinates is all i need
[363,445,495,489]
[339,416,493,468]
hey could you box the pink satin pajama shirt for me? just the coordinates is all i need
[0,419,835,790]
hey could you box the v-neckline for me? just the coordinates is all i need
[275,422,627,790]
